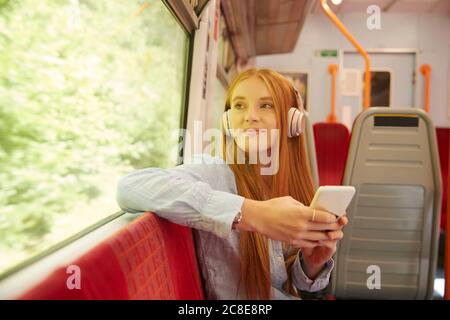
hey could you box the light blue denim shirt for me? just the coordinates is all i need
[116,154,333,299]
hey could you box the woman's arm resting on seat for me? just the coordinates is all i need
[116,166,244,238]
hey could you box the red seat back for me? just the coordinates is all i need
[313,123,350,186]
[20,213,204,300]
[436,128,449,232]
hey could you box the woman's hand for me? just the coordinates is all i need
[237,196,341,248]
[301,216,348,279]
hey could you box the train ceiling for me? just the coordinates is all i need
[220,0,449,62]
[221,0,313,59]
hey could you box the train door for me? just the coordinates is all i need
[341,51,416,126]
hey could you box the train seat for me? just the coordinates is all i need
[435,127,449,232]
[331,108,442,299]
[19,213,204,300]
[313,122,350,186]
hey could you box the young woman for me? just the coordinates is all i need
[116,68,348,300]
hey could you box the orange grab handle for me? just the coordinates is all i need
[420,64,431,113]
[319,0,371,110]
[327,64,338,123]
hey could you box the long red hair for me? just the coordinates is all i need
[221,68,316,299]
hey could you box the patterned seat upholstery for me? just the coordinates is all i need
[313,123,350,186]
[20,213,204,300]
[436,128,449,232]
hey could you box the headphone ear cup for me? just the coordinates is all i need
[222,110,232,136]
[287,107,305,138]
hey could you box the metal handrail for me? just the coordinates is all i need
[319,0,371,109]
[327,64,338,123]
[420,64,431,113]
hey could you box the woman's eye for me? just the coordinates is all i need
[261,103,273,109]
[233,104,244,110]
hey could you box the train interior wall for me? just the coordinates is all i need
[255,12,450,128]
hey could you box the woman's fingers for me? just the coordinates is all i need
[307,215,348,231]
[298,231,330,241]
[288,229,344,247]
[338,215,348,226]
[290,239,319,248]
[307,221,341,231]
[318,240,337,251]
[307,207,337,223]
[327,230,343,241]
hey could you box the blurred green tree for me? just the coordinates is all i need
[0,0,188,274]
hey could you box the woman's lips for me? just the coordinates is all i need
[243,128,261,135]
[245,128,261,131]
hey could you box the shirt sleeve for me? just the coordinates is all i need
[116,155,245,239]
[292,252,334,293]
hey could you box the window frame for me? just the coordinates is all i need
[0,0,195,282]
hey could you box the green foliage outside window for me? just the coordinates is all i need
[0,0,189,276]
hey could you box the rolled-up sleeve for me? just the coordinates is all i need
[292,252,334,293]
[116,157,244,239]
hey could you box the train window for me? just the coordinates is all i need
[365,71,392,107]
[0,0,189,276]
[213,12,231,130]
[279,71,309,111]
[217,13,236,77]
[213,78,227,129]
[217,14,228,69]
[192,0,210,16]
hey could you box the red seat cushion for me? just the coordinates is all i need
[436,128,449,232]
[20,213,204,300]
[313,123,350,186]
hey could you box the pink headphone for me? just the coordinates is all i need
[222,84,305,138]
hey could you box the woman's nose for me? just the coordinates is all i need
[244,107,260,122]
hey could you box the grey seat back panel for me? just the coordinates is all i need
[331,108,441,300]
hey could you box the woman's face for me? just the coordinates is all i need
[229,76,278,154]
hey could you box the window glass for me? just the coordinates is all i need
[0,0,189,276]
[364,71,391,107]
[213,78,227,130]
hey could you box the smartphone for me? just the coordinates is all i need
[309,186,356,217]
